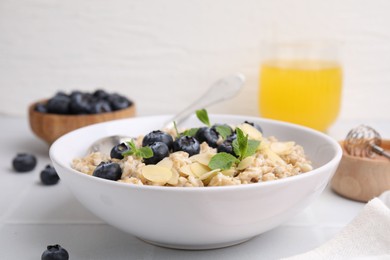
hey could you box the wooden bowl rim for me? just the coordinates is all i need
[338,140,390,164]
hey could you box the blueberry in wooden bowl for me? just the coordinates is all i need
[29,90,136,145]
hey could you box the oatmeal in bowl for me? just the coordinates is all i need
[49,113,342,249]
[72,110,313,187]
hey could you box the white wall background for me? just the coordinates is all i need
[1,0,390,122]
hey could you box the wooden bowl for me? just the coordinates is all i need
[331,140,390,202]
[29,99,136,145]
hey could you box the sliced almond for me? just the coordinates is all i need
[179,164,193,177]
[221,168,236,177]
[236,123,263,141]
[270,142,295,155]
[190,162,210,178]
[262,147,286,165]
[190,153,214,166]
[156,157,173,169]
[199,169,220,180]
[167,168,179,186]
[141,165,173,184]
[237,156,255,170]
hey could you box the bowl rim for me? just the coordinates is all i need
[49,114,343,192]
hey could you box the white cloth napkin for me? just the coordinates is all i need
[283,191,390,260]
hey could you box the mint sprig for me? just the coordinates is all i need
[233,128,260,161]
[208,127,260,171]
[122,140,153,159]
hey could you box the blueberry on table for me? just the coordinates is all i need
[173,136,200,156]
[195,127,219,148]
[244,121,263,133]
[142,130,174,150]
[12,153,37,172]
[143,142,170,165]
[40,165,60,185]
[110,143,130,159]
[41,244,69,260]
[93,162,122,181]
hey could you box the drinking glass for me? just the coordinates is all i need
[258,42,342,132]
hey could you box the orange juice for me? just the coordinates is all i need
[259,59,342,131]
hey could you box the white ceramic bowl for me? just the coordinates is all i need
[50,115,342,250]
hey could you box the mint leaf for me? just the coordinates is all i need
[208,152,239,171]
[182,128,199,137]
[122,140,153,159]
[243,140,260,159]
[232,139,241,158]
[215,125,232,139]
[196,109,211,126]
[136,146,153,158]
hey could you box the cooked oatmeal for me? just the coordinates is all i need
[72,122,313,187]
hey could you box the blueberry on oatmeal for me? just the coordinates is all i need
[110,143,130,160]
[142,130,174,150]
[173,136,200,156]
[93,161,122,181]
[217,140,236,156]
[143,142,170,165]
[195,127,219,148]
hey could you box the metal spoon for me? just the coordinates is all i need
[87,73,245,155]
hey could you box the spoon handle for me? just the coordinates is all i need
[163,73,245,129]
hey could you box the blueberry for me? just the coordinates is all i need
[108,94,132,111]
[110,143,129,159]
[69,92,93,114]
[35,103,48,113]
[93,162,122,181]
[40,165,60,185]
[173,136,200,156]
[12,153,37,172]
[41,244,69,260]
[244,121,263,133]
[46,95,71,114]
[90,100,112,114]
[93,89,110,100]
[226,132,237,142]
[217,140,236,156]
[142,130,174,150]
[69,90,83,99]
[143,142,169,165]
[195,127,219,148]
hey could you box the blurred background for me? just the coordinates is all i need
[1,0,389,123]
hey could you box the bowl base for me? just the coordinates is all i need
[139,236,254,250]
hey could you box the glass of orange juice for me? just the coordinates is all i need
[259,42,342,132]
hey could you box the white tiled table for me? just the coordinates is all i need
[1,115,388,260]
